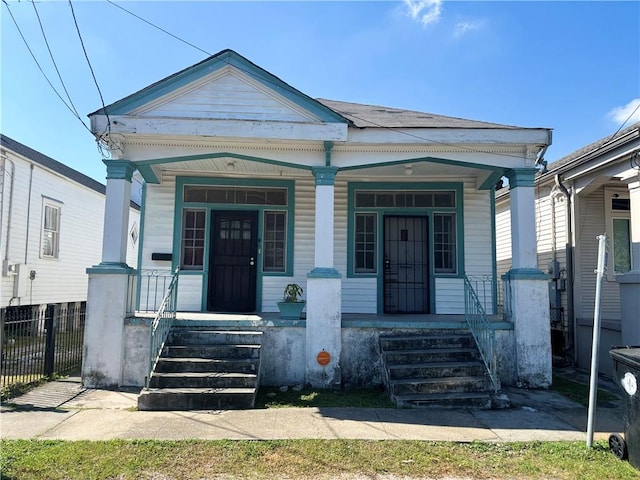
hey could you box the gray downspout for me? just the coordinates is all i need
[555,174,575,363]
[24,164,34,265]
[2,154,15,276]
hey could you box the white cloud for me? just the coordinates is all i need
[403,0,443,27]
[608,98,640,125]
[453,20,484,38]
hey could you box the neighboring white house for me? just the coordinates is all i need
[0,134,140,315]
[82,49,554,390]
[496,122,640,378]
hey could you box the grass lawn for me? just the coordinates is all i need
[2,439,639,480]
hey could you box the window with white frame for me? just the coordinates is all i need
[433,213,457,273]
[41,200,61,258]
[605,188,631,279]
[181,209,206,270]
[263,211,287,272]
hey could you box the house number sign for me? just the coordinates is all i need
[622,372,637,396]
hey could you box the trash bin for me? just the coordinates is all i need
[609,346,640,469]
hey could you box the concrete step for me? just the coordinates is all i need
[395,391,493,409]
[156,357,258,374]
[138,387,256,411]
[380,334,475,351]
[383,347,481,364]
[388,361,487,380]
[390,375,492,396]
[148,372,257,389]
[167,329,263,346]
[162,344,261,359]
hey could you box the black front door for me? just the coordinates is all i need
[383,216,429,314]
[208,211,258,312]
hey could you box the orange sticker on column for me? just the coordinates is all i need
[316,350,331,366]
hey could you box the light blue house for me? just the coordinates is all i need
[82,50,553,401]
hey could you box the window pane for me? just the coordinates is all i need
[181,209,206,269]
[184,186,287,206]
[434,213,456,273]
[355,213,377,273]
[42,204,60,258]
[613,218,631,273]
[263,211,286,272]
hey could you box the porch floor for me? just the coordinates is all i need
[133,312,511,330]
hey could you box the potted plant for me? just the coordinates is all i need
[277,283,306,319]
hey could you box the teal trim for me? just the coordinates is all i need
[501,268,548,280]
[307,268,342,278]
[137,165,159,184]
[95,50,349,124]
[479,170,506,191]
[490,188,498,315]
[135,182,148,310]
[505,168,537,188]
[324,141,334,166]
[87,263,136,275]
[137,151,313,172]
[347,182,464,315]
[174,176,296,311]
[312,166,339,185]
[103,160,136,181]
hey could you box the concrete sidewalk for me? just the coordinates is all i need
[0,375,624,443]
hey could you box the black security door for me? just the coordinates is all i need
[208,211,258,312]
[383,216,429,314]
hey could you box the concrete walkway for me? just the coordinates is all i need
[0,374,624,443]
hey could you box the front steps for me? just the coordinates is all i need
[138,328,262,411]
[380,331,498,408]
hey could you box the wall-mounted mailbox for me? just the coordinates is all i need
[151,253,173,261]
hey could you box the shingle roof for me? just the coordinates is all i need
[316,98,526,129]
[544,121,640,176]
[1,134,107,195]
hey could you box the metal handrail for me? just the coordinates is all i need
[145,267,179,389]
[463,275,500,392]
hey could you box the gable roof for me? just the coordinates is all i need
[90,49,350,125]
[316,98,526,130]
[543,121,640,177]
[1,134,106,195]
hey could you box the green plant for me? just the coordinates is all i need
[282,283,304,303]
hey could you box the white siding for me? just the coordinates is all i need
[138,72,313,123]
[0,150,137,307]
[435,277,465,314]
[463,184,493,276]
[495,196,512,277]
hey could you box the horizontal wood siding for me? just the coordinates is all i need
[576,189,620,320]
[139,176,176,273]
[0,152,131,306]
[144,74,310,122]
[495,197,512,277]
[435,278,465,314]
[176,275,203,311]
[463,184,493,276]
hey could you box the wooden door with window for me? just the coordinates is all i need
[208,211,258,312]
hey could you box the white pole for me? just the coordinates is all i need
[586,234,607,448]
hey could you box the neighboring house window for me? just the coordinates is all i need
[263,211,287,272]
[181,209,206,270]
[605,189,631,278]
[41,200,61,258]
[433,213,457,273]
[355,213,377,273]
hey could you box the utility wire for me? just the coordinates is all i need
[30,0,81,120]
[2,0,92,134]
[106,0,211,56]
[608,101,640,142]
[68,0,111,140]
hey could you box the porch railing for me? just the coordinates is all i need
[463,275,500,392]
[145,267,179,389]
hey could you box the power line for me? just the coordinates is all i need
[106,0,211,56]
[105,0,546,161]
[2,0,92,134]
[68,0,111,140]
[30,0,81,120]
[608,101,640,143]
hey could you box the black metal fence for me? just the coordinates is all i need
[1,302,85,393]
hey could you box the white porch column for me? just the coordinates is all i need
[306,166,342,388]
[83,160,136,388]
[503,168,552,387]
[617,178,640,344]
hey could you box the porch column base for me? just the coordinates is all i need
[502,268,551,388]
[305,271,342,388]
[618,272,640,345]
[82,266,133,388]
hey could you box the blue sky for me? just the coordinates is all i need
[2,1,639,183]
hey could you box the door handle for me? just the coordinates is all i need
[249,257,255,266]
[384,258,391,269]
